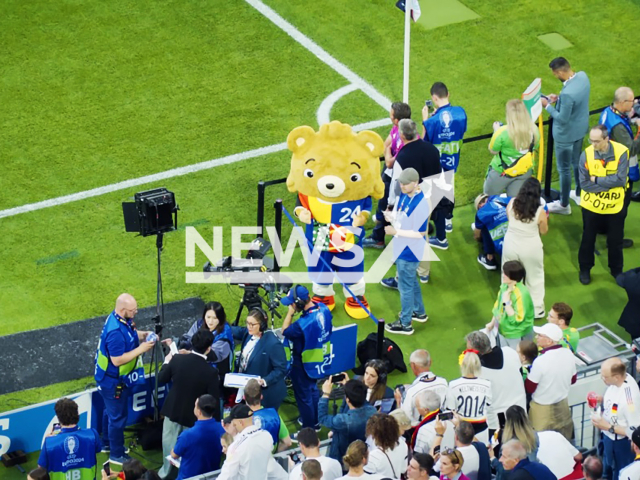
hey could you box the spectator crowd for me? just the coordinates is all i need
[35,56,640,480]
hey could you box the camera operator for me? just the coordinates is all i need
[281,285,333,433]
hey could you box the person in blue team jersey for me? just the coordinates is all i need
[38,398,102,480]
[243,378,292,452]
[281,285,333,433]
[171,395,225,480]
[473,194,510,271]
[94,293,154,464]
[422,81,468,249]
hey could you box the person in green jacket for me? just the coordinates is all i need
[484,99,540,197]
[486,260,535,349]
[547,302,580,353]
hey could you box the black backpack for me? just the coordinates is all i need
[352,332,407,375]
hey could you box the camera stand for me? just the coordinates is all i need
[148,232,165,422]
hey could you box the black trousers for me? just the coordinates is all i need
[579,207,625,275]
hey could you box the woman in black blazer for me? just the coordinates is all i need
[232,308,288,410]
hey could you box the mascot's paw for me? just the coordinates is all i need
[312,295,335,311]
[344,296,370,319]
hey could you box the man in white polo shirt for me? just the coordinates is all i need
[619,428,640,480]
[395,349,449,426]
[525,323,577,440]
[591,357,640,480]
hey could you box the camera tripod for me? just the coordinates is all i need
[233,284,282,330]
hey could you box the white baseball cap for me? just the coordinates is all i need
[533,323,563,342]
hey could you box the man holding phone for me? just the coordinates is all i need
[38,398,101,480]
[541,57,591,215]
[281,285,333,433]
[94,293,154,465]
[318,378,376,461]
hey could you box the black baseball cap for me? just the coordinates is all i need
[225,404,253,422]
[632,428,640,448]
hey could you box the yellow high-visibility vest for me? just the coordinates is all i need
[580,141,628,214]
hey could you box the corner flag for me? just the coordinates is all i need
[395,0,421,22]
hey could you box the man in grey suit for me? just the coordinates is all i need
[542,57,591,215]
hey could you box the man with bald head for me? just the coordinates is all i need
[591,357,640,480]
[95,293,155,464]
[600,87,640,238]
[582,455,603,480]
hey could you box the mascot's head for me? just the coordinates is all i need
[286,121,385,202]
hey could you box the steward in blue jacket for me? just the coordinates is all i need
[94,293,155,463]
[281,285,333,430]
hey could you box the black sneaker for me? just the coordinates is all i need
[385,320,414,335]
[362,236,385,249]
[579,270,591,285]
[412,312,428,323]
[623,239,634,249]
[296,418,321,431]
[477,254,497,271]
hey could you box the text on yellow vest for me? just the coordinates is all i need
[580,141,629,214]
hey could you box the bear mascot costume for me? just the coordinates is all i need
[286,121,385,319]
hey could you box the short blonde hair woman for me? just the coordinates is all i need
[439,449,470,480]
[448,352,492,444]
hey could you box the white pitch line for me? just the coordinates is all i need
[245,0,392,111]
[0,119,391,220]
[317,84,360,126]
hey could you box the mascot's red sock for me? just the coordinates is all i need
[312,295,335,311]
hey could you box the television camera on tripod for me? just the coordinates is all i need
[203,237,292,328]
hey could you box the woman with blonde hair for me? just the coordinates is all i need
[389,409,412,436]
[448,352,492,444]
[489,405,540,479]
[439,449,470,480]
[484,99,540,197]
[338,440,378,479]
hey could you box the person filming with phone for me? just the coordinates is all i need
[281,285,333,433]
[38,398,102,480]
[318,377,376,462]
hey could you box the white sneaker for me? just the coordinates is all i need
[570,190,581,206]
[547,200,571,215]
